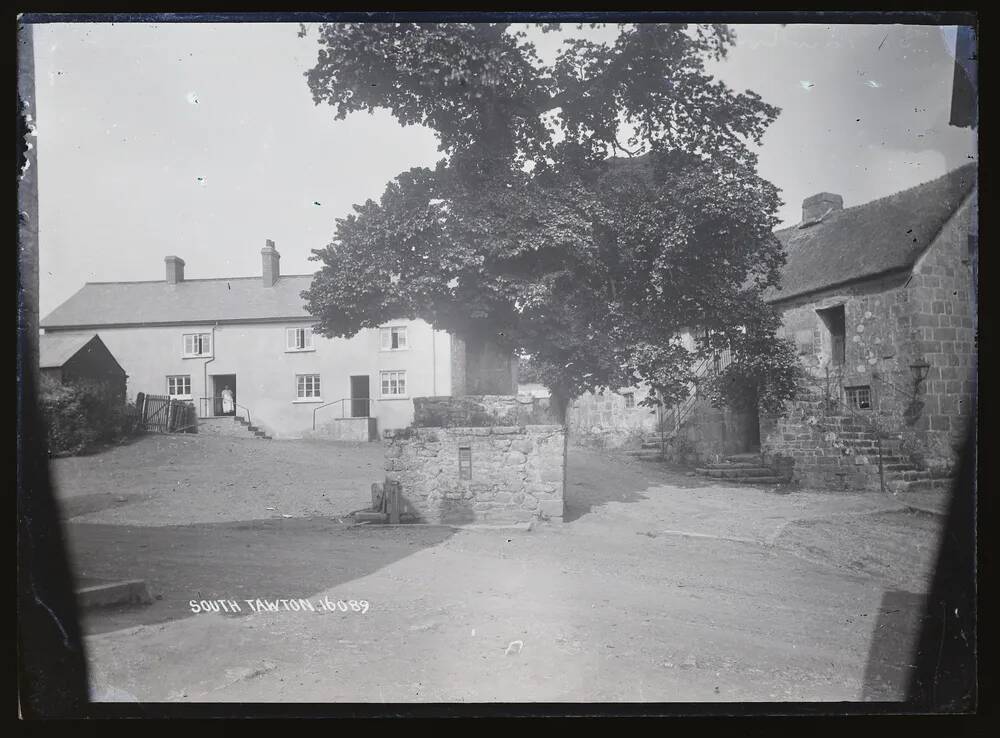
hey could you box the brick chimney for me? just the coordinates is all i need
[801,192,844,226]
[261,239,280,287]
[164,255,185,284]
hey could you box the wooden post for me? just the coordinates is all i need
[387,480,401,524]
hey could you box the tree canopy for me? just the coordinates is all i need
[301,22,801,412]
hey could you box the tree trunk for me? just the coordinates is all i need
[548,388,570,425]
[452,321,517,396]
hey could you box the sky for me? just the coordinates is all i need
[29,21,976,317]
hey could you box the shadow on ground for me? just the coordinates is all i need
[563,446,717,522]
[860,589,929,701]
[65,518,455,636]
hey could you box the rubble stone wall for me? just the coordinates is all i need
[383,425,566,525]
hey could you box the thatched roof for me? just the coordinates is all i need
[765,163,977,303]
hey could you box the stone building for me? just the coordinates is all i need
[559,164,978,492]
[566,384,662,449]
[760,163,978,490]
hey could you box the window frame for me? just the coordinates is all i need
[623,391,636,409]
[379,325,409,352]
[166,374,192,399]
[182,332,213,358]
[844,385,872,411]
[294,373,322,403]
[379,369,408,399]
[285,326,315,353]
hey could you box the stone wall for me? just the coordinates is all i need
[383,425,566,525]
[898,191,977,470]
[567,386,661,448]
[413,394,558,427]
[760,392,899,492]
[671,402,758,464]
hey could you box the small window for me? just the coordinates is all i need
[845,385,872,410]
[183,333,212,357]
[380,370,407,398]
[286,326,314,351]
[623,392,635,408]
[380,326,408,351]
[296,374,321,400]
[167,375,191,398]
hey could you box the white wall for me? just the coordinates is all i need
[44,319,452,438]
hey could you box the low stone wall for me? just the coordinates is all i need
[306,417,378,442]
[383,425,566,525]
[413,395,558,427]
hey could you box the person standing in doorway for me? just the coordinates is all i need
[221,385,234,416]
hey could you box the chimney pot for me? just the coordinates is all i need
[801,192,843,226]
[165,255,185,284]
[261,240,280,287]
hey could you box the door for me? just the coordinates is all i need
[212,374,237,416]
[350,375,370,418]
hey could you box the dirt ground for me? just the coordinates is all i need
[51,435,950,703]
[53,434,380,524]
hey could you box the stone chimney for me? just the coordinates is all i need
[801,192,844,226]
[164,255,185,284]
[261,239,280,287]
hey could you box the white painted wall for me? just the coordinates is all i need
[43,319,452,438]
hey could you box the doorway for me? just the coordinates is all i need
[350,375,370,418]
[211,374,237,416]
[817,304,846,367]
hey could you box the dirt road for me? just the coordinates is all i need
[55,438,945,703]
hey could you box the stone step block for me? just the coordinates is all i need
[724,476,792,486]
[889,478,955,494]
[704,463,770,470]
[706,467,775,479]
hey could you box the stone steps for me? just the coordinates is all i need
[696,467,776,479]
[703,462,768,470]
[641,441,668,449]
[627,450,665,461]
[199,416,271,440]
[694,451,791,485]
[887,477,955,494]
[720,476,791,486]
[850,454,911,465]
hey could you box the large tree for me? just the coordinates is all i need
[301,22,800,418]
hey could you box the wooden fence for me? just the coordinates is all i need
[133,392,197,434]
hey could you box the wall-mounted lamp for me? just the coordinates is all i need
[909,358,931,392]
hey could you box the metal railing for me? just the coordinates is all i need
[312,397,375,431]
[197,395,251,426]
[667,347,734,435]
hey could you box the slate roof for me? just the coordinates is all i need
[765,163,977,303]
[40,333,105,368]
[41,274,316,329]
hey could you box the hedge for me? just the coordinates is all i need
[39,376,133,456]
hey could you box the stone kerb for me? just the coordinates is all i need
[383,424,566,526]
